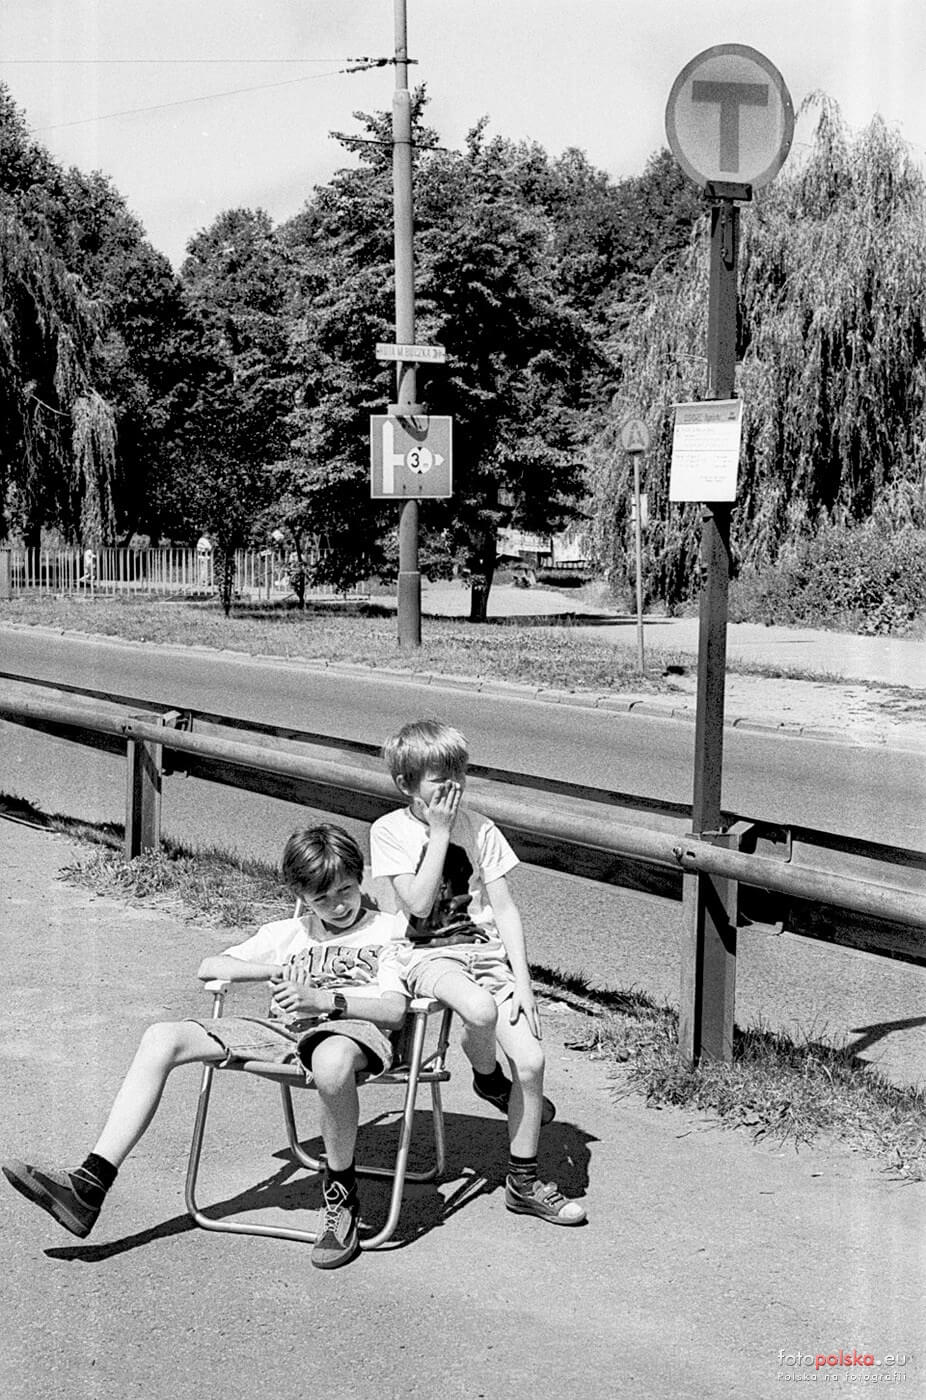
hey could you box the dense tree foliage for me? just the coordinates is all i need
[0,84,204,547]
[590,98,926,608]
[0,89,116,547]
[274,102,637,617]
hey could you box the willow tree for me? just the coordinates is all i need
[589,97,926,606]
[0,211,117,547]
[0,88,117,547]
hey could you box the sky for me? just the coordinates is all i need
[1,1,923,269]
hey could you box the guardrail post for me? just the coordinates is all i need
[125,713,164,859]
[679,829,740,1064]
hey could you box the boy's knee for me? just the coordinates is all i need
[459,986,498,1032]
[138,1020,190,1067]
[309,1034,361,1091]
[510,1038,545,1081]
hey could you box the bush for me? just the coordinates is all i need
[730,524,926,634]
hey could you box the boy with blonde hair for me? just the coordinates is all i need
[370,719,586,1226]
[4,824,408,1269]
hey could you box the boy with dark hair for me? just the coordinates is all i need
[3,824,408,1270]
[370,719,586,1227]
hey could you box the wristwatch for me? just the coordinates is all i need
[329,993,348,1020]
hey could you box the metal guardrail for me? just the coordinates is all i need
[1,681,924,1061]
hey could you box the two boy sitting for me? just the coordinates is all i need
[4,718,586,1269]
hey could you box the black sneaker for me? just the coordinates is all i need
[311,1181,360,1270]
[2,1159,101,1238]
[473,1073,556,1126]
[505,1175,587,1226]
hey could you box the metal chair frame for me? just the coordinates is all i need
[185,980,453,1249]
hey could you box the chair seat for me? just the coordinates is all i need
[229,1059,452,1087]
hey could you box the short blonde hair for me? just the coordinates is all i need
[382,718,469,790]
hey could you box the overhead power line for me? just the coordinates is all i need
[1,56,381,65]
[31,59,393,132]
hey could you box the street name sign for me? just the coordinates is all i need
[669,399,743,502]
[375,343,447,364]
[370,415,453,499]
[665,45,794,191]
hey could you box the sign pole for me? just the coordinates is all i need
[392,0,421,649]
[618,416,650,677]
[665,43,793,1067]
[632,452,645,675]
[678,191,742,1066]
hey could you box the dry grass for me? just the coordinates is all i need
[532,971,926,1182]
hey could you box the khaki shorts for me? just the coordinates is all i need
[405,948,515,1005]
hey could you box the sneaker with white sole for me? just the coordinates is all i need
[505,1175,587,1226]
[2,1159,102,1238]
[473,1074,556,1126]
[311,1180,360,1269]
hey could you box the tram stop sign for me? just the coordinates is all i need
[665,44,794,192]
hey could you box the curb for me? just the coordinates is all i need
[3,620,926,753]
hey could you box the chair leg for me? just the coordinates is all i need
[361,1004,431,1249]
[186,1062,323,1244]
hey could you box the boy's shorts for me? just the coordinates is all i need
[190,1015,396,1079]
[405,948,515,1005]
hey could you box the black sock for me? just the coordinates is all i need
[508,1152,538,1189]
[72,1152,118,1205]
[473,1063,509,1092]
[324,1162,357,1200]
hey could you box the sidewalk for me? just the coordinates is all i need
[417,583,926,750]
[1,817,922,1400]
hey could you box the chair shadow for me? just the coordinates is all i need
[44,1109,599,1262]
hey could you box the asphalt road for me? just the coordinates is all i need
[2,629,926,1088]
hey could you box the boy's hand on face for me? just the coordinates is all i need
[424,779,462,833]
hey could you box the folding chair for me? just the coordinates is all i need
[184,981,454,1249]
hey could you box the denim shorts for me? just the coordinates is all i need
[405,949,515,1005]
[191,1015,396,1079]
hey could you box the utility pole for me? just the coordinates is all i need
[392,0,421,649]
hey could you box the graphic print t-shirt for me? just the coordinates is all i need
[369,805,518,944]
[221,904,407,1028]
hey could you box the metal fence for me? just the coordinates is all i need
[1,678,924,1066]
[3,547,370,601]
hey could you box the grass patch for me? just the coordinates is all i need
[1,792,288,930]
[62,845,289,930]
[532,970,926,1181]
[0,591,904,693]
[0,594,690,694]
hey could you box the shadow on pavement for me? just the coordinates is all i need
[43,1111,599,1263]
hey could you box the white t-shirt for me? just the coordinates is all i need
[369,804,518,942]
[222,904,408,1012]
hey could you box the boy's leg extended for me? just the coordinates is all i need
[93,1020,226,1168]
[3,1020,224,1238]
